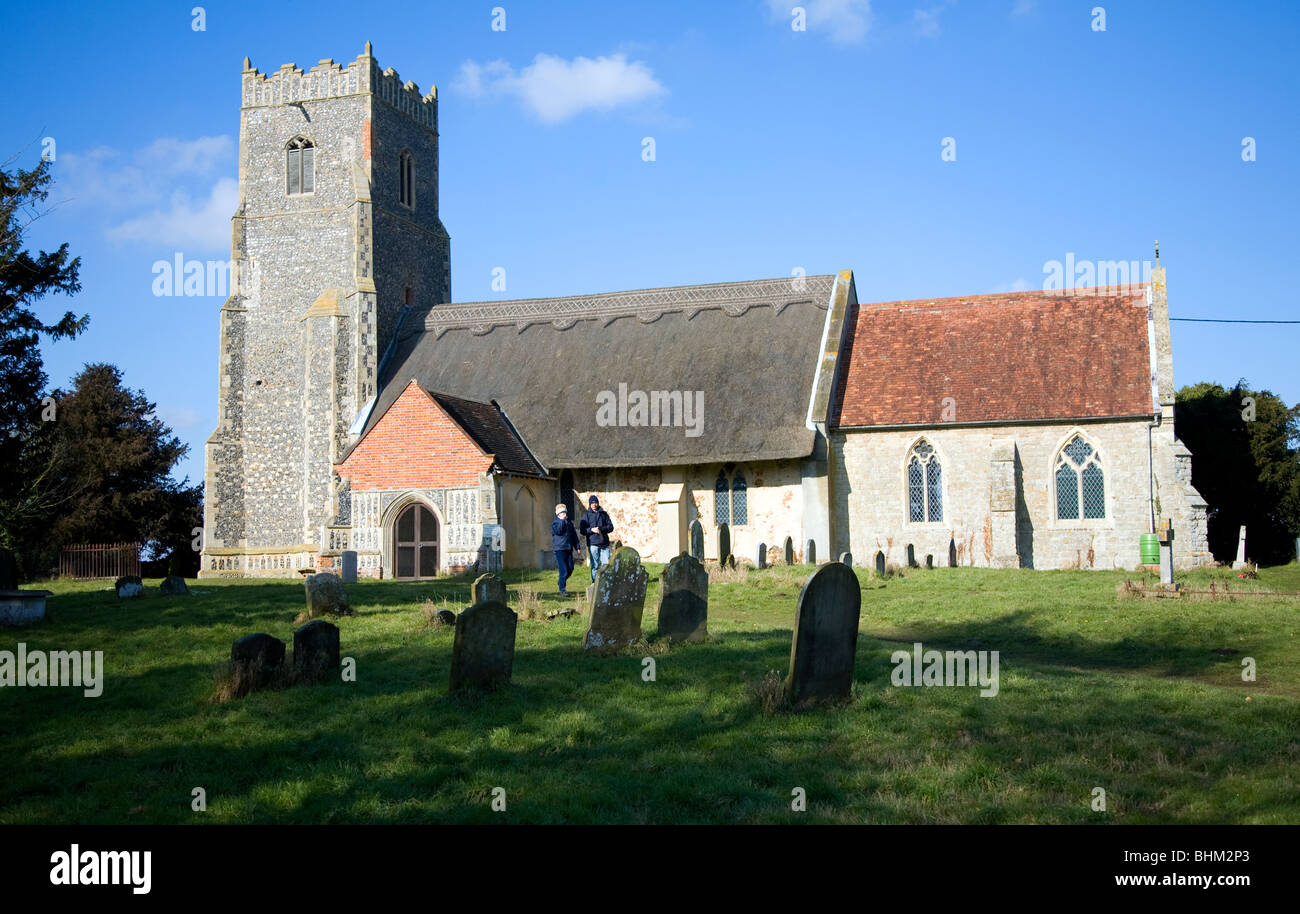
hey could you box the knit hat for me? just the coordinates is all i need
[555,504,567,516]
[589,495,599,505]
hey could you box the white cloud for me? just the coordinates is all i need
[107,177,237,251]
[58,136,233,210]
[456,53,667,124]
[913,7,942,36]
[156,404,202,432]
[765,0,873,44]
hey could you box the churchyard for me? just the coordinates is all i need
[1,559,1297,825]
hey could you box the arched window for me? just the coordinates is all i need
[1055,435,1105,519]
[731,472,748,525]
[906,440,942,522]
[714,468,749,526]
[714,473,730,526]
[287,136,314,195]
[399,150,415,208]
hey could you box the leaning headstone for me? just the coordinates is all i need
[0,548,16,591]
[717,523,730,565]
[656,553,709,642]
[473,572,507,606]
[231,633,285,691]
[875,551,886,576]
[805,539,817,565]
[689,519,705,561]
[839,552,852,568]
[783,562,861,705]
[340,550,358,584]
[304,572,352,617]
[1232,525,1248,570]
[294,619,340,678]
[115,575,143,599]
[783,536,794,565]
[757,543,768,569]
[583,547,649,652]
[449,600,517,692]
[159,575,189,596]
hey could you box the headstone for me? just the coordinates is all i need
[783,536,794,565]
[656,553,708,642]
[757,543,767,569]
[906,545,917,568]
[1157,519,1174,586]
[159,575,189,596]
[948,539,957,567]
[1233,525,1247,570]
[689,519,705,560]
[114,575,143,599]
[231,633,285,690]
[436,608,457,626]
[613,540,623,551]
[0,548,16,591]
[583,547,649,652]
[449,600,517,692]
[726,554,736,569]
[767,544,781,567]
[875,551,885,576]
[304,572,352,616]
[805,539,816,565]
[925,555,934,569]
[473,572,507,606]
[0,590,50,626]
[340,550,358,584]
[783,563,861,705]
[717,524,730,565]
[294,619,340,677]
[839,552,852,568]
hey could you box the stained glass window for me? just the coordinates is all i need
[907,440,942,522]
[714,474,730,526]
[731,473,748,525]
[1055,435,1105,520]
[908,458,924,522]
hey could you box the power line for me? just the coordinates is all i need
[1172,317,1300,324]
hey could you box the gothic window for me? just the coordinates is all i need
[714,473,730,526]
[907,440,943,523]
[1055,435,1105,520]
[399,150,415,208]
[286,137,314,195]
[732,473,748,525]
[715,468,749,526]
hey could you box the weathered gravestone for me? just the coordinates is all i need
[783,562,861,705]
[656,553,709,642]
[449,600,517,692]
[114,575,143,599]
[340,550,358,584]
[839,552,852,568]
[159,575,189,596]
[757,542,768,569]
[0,548,16,591]
[767,544,781,567]
[436,608,457,626]
[689,519,705,561]
[231,633,285,691]
[583,547,649,652]
[783,536,794,565]
[717,523,730,565]
[304,572,352,616]
[1233,525,1248,570]
[805,539,817,565]
[473,572,507,606]
[294,619,340,678]
[948,539,958,567]
[875,551,886,576]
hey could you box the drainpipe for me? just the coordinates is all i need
[1147,412,1160,533]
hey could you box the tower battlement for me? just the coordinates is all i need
[241,42,437,129]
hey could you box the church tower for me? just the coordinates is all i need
[201,43,451,576]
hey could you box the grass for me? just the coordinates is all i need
[1,562,1298,824]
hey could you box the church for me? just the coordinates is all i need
[199,46,1210,579]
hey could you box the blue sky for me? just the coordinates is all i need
[3,0,1297,487]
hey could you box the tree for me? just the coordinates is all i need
[1175,381,1300,565]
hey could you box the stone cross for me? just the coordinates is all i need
[784,536,794,565]
[584,547,649,652]
[717,523,731,565]
[689,519,705,561]
[656,552,708,642]
[473,572,507,606]
[783,562,861,704]
[449,600,517,692]
[757,542,767,569]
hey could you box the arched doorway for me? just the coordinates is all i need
[559,469,577,520]
[394,502,439,579]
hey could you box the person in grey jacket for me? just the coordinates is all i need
[551,504,580,595]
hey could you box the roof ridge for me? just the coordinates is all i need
[859,284,1150,310]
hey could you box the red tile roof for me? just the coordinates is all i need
[832,286,1154,428]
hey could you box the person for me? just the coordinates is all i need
[551,504,579,595]
[579,494,615,581]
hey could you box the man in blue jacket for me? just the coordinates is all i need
[579,495,615,582]
[551,504,580,596]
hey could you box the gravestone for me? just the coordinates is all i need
[1232,526,1248,570]
[689,520,705,561]
[757,542,767,569]
[726,554,736,569]
[906,545,917,568]
[449,600,517,692]
[436,608,456,626]
[717,524,730,565]
[839,552,852,568]
[340,550,358,584]
[231,633,285,690]
[767,544,781,567]
[304,572,352,616]
[114,575,143,599]
[783,562,861,705]
[159,575,189,596]
[875,551,885,576]
[0,548,16,591]
[783,536,794,565]
[583,547,649,652]
[294,619,340,678]
[925,555,934,569]
[805,539,816,565]
[1157,518,1174,586]
[656,553,709,642]
[473,572,507,606]
[948,539,958,567]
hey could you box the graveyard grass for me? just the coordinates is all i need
[3,563,1299,824]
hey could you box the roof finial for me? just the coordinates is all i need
[364,40,373,56]
[1154,240,1160,265]
[243,56,252,71]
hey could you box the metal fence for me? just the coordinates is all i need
[58,542,142,580]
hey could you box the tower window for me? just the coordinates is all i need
[399,150,415,208]
[287,137,314,195]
